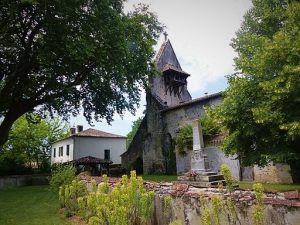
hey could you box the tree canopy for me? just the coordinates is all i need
[126,117,142,148]
[207,0,300,167]
[0,0,163,147]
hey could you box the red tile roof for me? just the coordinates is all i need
[73,128,126,139]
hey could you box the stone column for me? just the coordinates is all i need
[190,119,209,172]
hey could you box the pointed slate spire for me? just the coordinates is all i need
[155,39,182,71]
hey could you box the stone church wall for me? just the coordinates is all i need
[121,117,147,173]
[161,94,242,177]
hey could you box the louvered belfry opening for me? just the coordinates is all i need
[163,64,189,97]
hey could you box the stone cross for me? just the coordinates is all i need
[190,119,207,172]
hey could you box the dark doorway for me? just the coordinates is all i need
[135,157,143,175]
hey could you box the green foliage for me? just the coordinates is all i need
[163,195,172,218]
[0,0,164,147]
[252,183,265,225]
[199,191,240,225]
[0,114,69,175]
[50,164,76,193]
[169,220,183,225]
[200,112,223,138]
[220,164,234,192]
[176,124,193,156]
[206,0,300,167]
[64,171,155,225]
[127,117,143,148]
[211,195,224,225]
[200,207,213,225]
[59,179,87,217]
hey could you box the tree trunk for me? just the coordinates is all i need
[0,108,26,148]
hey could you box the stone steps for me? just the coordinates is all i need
[196,174,224,182]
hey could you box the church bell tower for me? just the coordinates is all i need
[151,39,192,107]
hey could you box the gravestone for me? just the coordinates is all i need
[178,120,224,187]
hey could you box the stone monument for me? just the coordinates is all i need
[178,120,224,187]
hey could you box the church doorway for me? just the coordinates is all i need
[135,157,143,175]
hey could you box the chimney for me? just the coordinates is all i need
[70,127,76,135]
[77,125,83,133]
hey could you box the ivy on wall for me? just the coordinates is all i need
[175,124,193,156]
[175,116,222,157]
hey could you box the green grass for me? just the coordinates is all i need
[142,174,178,182]
[238,182,300,192]
[0,185,69,225]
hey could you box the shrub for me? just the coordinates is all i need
[50,164,76,193]
[64,171,155,225]
[252,183,264,225]
[220,164,234,192]
[59,179,87,217]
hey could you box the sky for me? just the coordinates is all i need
[70,0,253,136]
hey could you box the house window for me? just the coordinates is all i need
[104,149,110,160]
[66,145,70,156]
[59,146,63,157]
[53,148,56,158]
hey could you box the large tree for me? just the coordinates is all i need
[0,0,163,147]
[207,0,300,167]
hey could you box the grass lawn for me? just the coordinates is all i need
[142,174,178,182]
[238,182,300,192]
[0,185,69,225]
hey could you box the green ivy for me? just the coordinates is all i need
[175,124,192,156]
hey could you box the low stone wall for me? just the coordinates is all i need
[0,174,50,189]
[151,183,300,225]
[80,176,300,225]
[254,164,293,184]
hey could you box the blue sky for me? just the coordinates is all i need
[70,0,252,136]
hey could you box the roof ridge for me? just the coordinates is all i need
[74,128,126,138]
[154,40,167,64]
[161,91,223,112]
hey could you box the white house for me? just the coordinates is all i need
[51,126,126,165]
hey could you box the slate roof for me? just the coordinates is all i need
[154,40,167,64]
[162,63,190,76]
[73,128,126,139]
[154,39,182,70]
[161,92,223,112]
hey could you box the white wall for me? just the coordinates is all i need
[204,147,241,180]
[73,137,126,164]
[51,138,74,164]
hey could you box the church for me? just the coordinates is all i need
[121,39,293,183]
